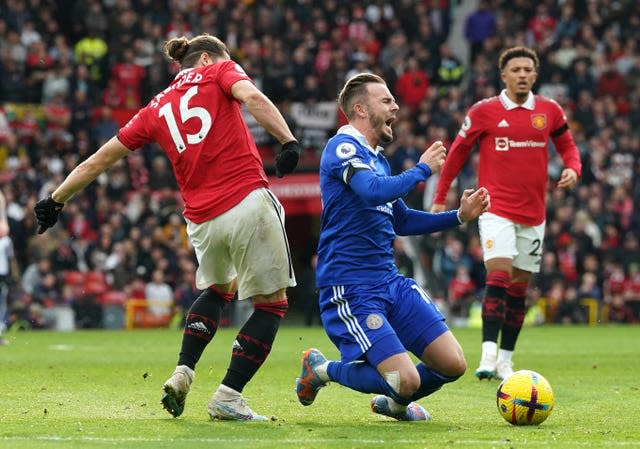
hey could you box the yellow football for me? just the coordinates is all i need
[496,370,554,425]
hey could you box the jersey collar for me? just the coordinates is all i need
[337,125,382,155]
[499,90,535,110]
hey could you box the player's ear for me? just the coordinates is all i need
[354,103,367,118]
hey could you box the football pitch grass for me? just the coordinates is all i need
[1,325,639,449]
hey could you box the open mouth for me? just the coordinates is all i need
[385,118,395,126]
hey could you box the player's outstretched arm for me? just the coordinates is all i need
[457,187,490,222]
[34,136,130,234]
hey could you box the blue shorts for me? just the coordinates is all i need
[319,275,448,366]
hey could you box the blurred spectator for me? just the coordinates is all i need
[624,263,640,321]
[596,64,626,99]
[144,268,173,318]
[69,64,99,109]
[21,257,51,297]
[435,42,464,96]
[69,89,94,135]
[554,286,587,324]
[436,234,472,291]
[527,4,556,45]
[49,238,79,273]
[109,48,145,109]
[0,57,27,102]
[533,252,564,298]
[578,272,602,302]
[464,0,496,62]
[173,269,199,328]
[447,264,476,320]
[394,56,429,114]
[25,40,54,103]
[91,106,119,148]
[73,29,108,87]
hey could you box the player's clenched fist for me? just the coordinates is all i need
[419,140,447,174]
[457,187,490,222]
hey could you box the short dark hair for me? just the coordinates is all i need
[163,34,229,69]
[498,46,540,72]
[338,73,386,120]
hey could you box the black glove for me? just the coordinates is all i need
[34,196,64,234]
[275,140,301,178]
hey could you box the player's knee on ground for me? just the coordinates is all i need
[385,369,421,399]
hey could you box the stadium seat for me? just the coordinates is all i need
[63,271,86,286]
[100,290,127,305]
[85,271,106,284]
[83,271,109,296]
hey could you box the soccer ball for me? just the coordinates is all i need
[496,370,554,425]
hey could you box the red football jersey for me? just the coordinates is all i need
[118,60,268,223]
[434,90,582,226]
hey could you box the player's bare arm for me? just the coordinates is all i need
[419,140,447,174]
[231,79,296,144]
[51,136,131,203]
[556,168,578,190]
[457,187,490,222]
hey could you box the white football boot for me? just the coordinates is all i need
[208,385,268,421]
[495,360,514,381]
[475,353,497,380]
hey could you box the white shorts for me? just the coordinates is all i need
[478,212,545,273]
[186,188,296,300]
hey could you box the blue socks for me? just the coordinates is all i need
[327,360,410,405]
[326,360,460,404]
[411,362,460,401]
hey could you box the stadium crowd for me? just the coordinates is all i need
[0,0,638,331]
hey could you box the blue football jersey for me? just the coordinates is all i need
[316,125,430,287]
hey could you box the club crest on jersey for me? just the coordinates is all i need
[366,313,383,330]
[531,113,547,130]
[336,143,357,159]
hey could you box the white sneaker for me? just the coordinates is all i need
[495,360,514,380]
[475,355,497,380]
[208,387,268,421]
[161,365,194,417]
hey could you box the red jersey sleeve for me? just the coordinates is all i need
[434,102,486,205]
[118,106,153,150]
[548,99,582,177]
[215,61,253,96]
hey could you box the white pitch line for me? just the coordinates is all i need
[2,436,640,446]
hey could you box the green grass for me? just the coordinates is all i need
[1,325,639,449]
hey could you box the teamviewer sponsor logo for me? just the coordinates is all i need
[495,138,546,151]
